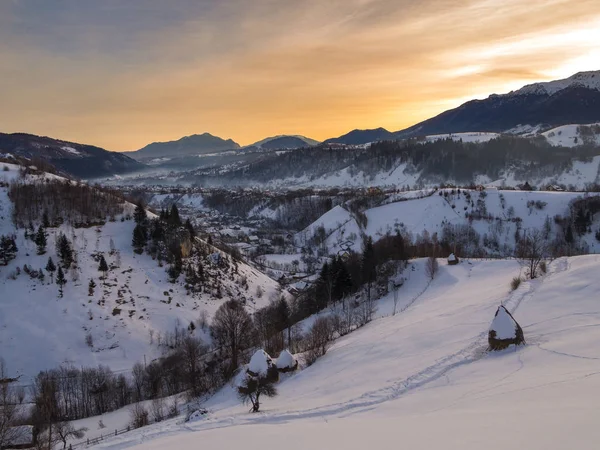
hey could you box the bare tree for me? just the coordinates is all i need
[516,228,549,279]
[210,300,256,375]
[54,421,88,449]
[0,359,24,449]
[425,256,439,280]
[304,317,334,366]
[392,282,401,316]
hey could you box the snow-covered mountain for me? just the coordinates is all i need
[396,71,600,138]
[0,133,143,179]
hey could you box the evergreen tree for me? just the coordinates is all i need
[42,210,50,228]
[56,266,66,298]
[0,235,18,266]
[88,278,96,296]
[98,255,109,283]
[565,224,574,244]
[45,257,56,282]
[361,237,377,303]
[169,204,181,227]
[185,218,196,238]
[35,226,47,255]
[133,200,147,224]
[332,259,353,302]
[38,268,45,283]
[56,233,74,268]
[132,224,147,254]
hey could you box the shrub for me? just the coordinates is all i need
[129,403,150,429]
[304,317,333,366]
[539,261,547,274]
[510,276,522,291]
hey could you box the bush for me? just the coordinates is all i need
[510,276,522,291]
[304,317,333,366]
[129,403,149,429]
[539,261,547,274]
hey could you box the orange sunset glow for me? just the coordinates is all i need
[1,0,599,150]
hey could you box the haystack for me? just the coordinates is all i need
[447,253,459,265]
[276,349,298,373]
[488,305,525,351]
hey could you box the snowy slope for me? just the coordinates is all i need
[299,188,600,255]
[84,255,600,450]
[514,70,600,96]
[0,167,282,380]
[542,123,600,147]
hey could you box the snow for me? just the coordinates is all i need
[512,70,600,96]
[301,188,599,256]
[0,170,283,380]
[275,349,296,370]
[423,132,500,144]
[248,349,272,376]
[79,255,600,450]
[542,123,600,147]
[61,146,81,156]
[489,306,517,340]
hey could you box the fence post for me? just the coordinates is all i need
[115,429,118,436]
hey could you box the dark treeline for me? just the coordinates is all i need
[9,180,125,228]
[190,136,600,187]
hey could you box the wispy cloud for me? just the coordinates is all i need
[1,0,599,150]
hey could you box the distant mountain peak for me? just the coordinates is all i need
[131,133,240,160]
[323,127,395,146]
[396,70,600,138]
[509,70,600,97]
[248,135,320,149]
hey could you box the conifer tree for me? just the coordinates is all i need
[88,279,96,296]
[133,200,147,224]
[132,224,147,254]
[169,204,181,227]
[98,255,108,283]
[45,257,56,282]
[56,266,67,298]
[0,235,18,266]
[35,226,47,255]
[56,233,73,268]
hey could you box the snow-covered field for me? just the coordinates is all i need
[80,254,600,450]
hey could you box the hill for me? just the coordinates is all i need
[0,133,143,179]
[0,163,282,380]
[128,133,240,161]
[396,71,600,137]
[63,255,600,449]
[247,135,319,150]
[322,127,396,146]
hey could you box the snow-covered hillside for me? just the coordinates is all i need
[543,123,600,147]
[75,254,600,450]
[0,165,282,379]
[299,188,600,255]
[514,70,600,96]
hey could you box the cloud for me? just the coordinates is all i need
[0,0,599,150]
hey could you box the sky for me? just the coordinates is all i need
[1,0,599,151]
